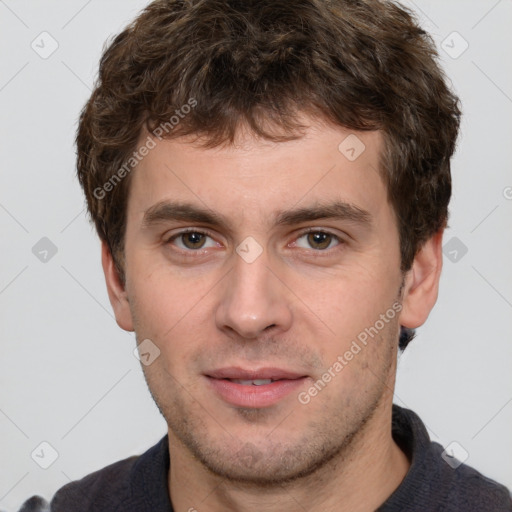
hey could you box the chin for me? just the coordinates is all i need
[171,419,356,487]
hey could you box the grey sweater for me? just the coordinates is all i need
[19,406,512,511]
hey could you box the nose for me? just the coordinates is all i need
[215,247,293,340]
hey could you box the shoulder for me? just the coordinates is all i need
[384,406,512,511]
[50,455,138,512]
[49,436,170,512]
[430,441,512,511]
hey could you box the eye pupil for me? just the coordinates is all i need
[307,232,331,250]
[182,232,206,249]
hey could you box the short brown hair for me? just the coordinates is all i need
[77,0,460,291]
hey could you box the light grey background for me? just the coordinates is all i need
[1,0,511,509]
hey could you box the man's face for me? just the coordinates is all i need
[113,119,409,483]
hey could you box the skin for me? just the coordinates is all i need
[102,117,443,512]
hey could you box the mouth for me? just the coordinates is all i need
[204,367,309,408]
[227,378,277,386]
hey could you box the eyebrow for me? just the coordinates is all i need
[275,202,372,227]
[141,202,227,231]
[141,200,372,231]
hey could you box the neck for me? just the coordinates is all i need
[168,399,410,512]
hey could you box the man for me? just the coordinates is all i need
[35,0,512,510]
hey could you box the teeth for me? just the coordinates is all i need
[231,379,273,386]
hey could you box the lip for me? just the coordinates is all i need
[206,367,306,380]
[204,367,308,408]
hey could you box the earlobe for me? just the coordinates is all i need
[101,241,134,332]
[399,230,444,329]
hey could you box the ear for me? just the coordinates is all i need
[101,240,134,332]
[399,230,443,329]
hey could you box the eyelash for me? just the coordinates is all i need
[165,228,345,255]
[293,228,343,250]
[165,228,217,250]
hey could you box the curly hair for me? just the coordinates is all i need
[76,0,460,347]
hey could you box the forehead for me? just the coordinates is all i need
[126,119,387,228]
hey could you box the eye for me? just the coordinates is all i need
[295,231,341,250]
[169,230,218,251]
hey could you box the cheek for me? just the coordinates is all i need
[289,260,400,340]
[127,257,206,336]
